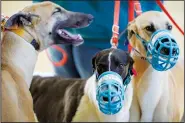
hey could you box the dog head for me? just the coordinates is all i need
[92,48,134,80]
[127,11,173,56]
[91,48,134,114]
[4,1,93,51]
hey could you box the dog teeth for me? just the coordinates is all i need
[57,30,62,35]
[57,30,71,38]
[77,34,82,39]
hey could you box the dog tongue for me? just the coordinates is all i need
[57,29,83,41]
[132,68,137,76]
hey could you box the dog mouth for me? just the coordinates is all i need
[56,28,83,45]
[52,21,85,46]
[57,29,83,42]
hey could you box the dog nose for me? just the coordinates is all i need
[87,14,94,23]
[161,47,170,55]
[101,85,119,103]
[102,95,119,103]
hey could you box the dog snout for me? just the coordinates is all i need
[72,12,94,28]
[157,38,178,56]
[102,95,119,103]
[101,85,119,103]
[87,14,94,23]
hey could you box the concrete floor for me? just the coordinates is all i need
[2,1,184,74]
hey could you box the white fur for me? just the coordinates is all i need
[137,66,169,122]
[129,60,171,122]
[33,72,56,77]
[72,73,133,122]
[108,51,112,71]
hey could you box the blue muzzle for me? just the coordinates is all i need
[96,71,131,115]
[135,30,179,71]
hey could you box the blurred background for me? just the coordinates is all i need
[2,1,184,75]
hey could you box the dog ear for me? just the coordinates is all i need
[127,20,137,40]
[92,54,97,72]
[4,12,41,30]
[126,52,135,75]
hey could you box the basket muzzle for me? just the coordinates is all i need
[96,71,124,115]
[135,30,179,71]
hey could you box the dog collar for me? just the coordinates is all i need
[1,14,40,50]
[6,28,40,50]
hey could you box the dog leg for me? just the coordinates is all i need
[137,67,166,122]
[139,86,163,122]
[34,113,38,122]
[153,98,169,122]
[129,90,141,122]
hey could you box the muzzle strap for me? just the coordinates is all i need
[134,33,148,51]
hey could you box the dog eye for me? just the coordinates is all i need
[145,26,153,32]
[118,64,124,69]
[97,66,104,73]
[52,8,61,15]
[167,25,172,30]
[145,24,155,32]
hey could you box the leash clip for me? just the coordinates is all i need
[110,36,118,49]
[134,1,142,15]
[111,24,119,48]
[112,24,119,35]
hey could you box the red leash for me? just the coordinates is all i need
[128,0,135,22]
[134,0,142,16]
[128,0,137,53]
[111,0,137,76]
[111,0,120,48]
[156,0,184,35]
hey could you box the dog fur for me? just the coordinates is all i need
[1,1,93,122]
[30,48,134,122]
[127,11,184,122]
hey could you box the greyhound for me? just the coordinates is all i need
[127,11,184,122]
[1,1,93,122]
[30,48,135,122]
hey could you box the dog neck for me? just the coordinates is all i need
[73,73,133,122]
[130,42,150,86]
[4,28,40,50]
[2,31,38,87]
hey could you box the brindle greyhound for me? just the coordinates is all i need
[30,48,135,122]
